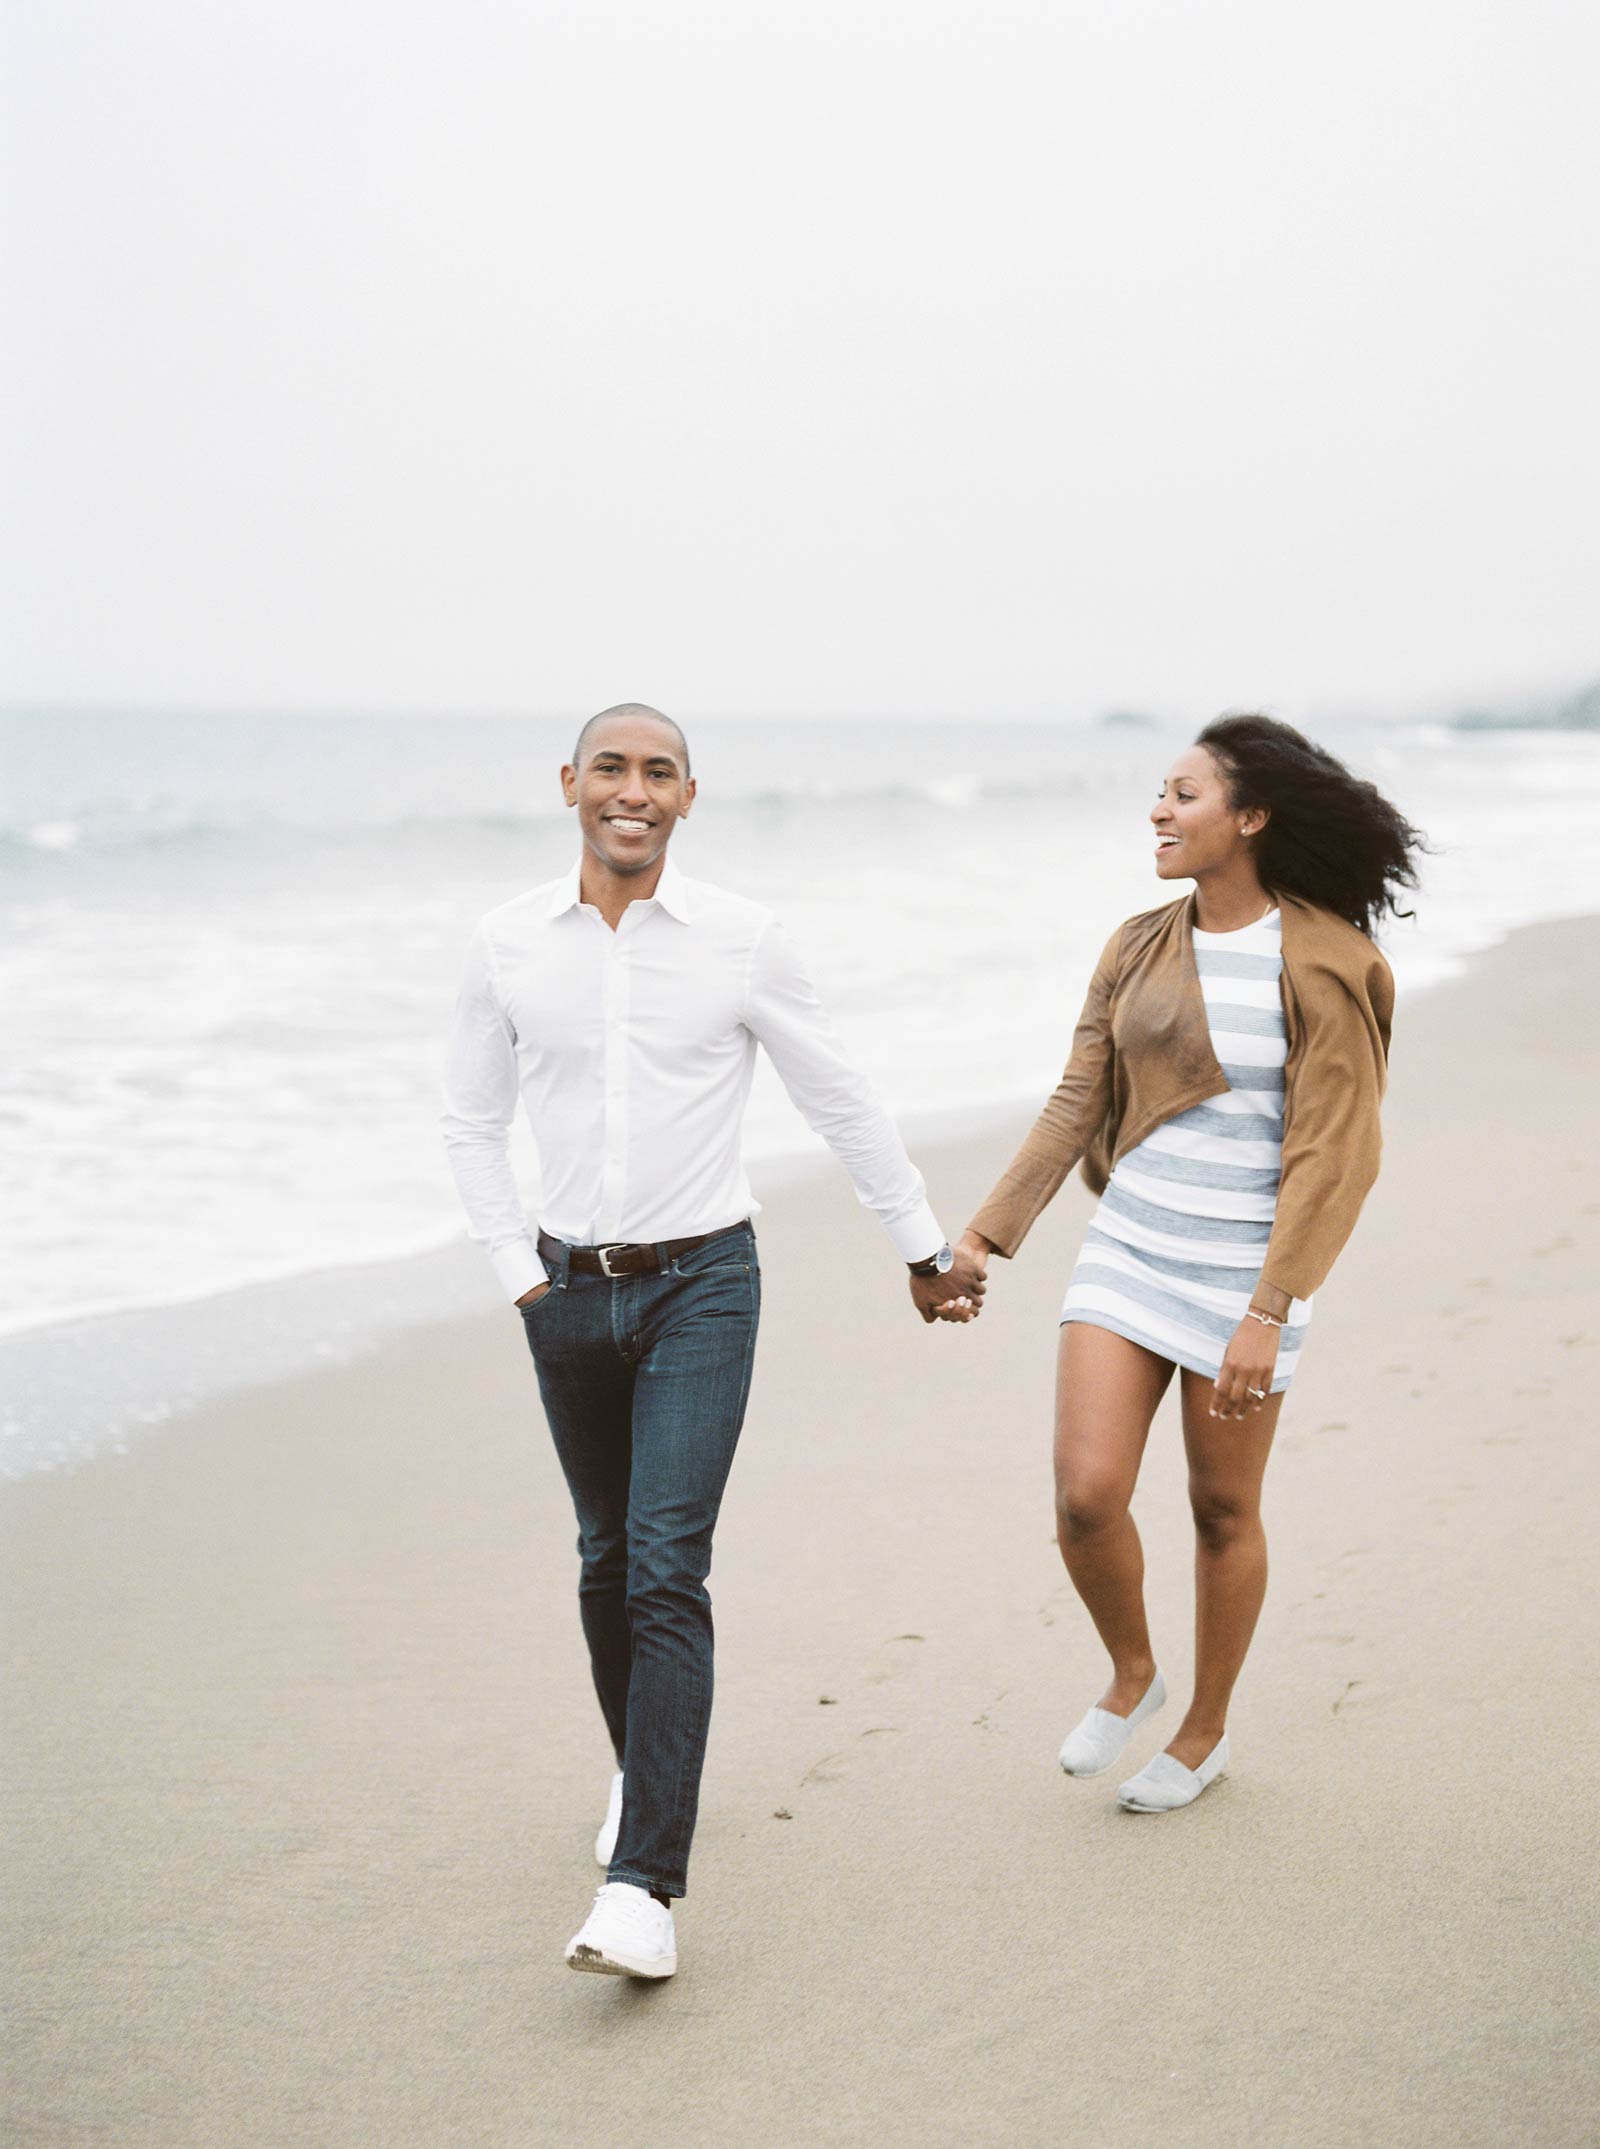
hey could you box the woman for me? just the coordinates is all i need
[958,715,1422,1812]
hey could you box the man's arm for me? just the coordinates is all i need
[743,917,982,1321]
[440,926,548,1304]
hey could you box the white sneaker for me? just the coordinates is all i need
[1058,1669,1167,1777]
[594,1770,624,1868]
[565,1881,677,1978]
[1117,1734,1229,1812]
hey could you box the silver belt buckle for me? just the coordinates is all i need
[597,1244,631,1278]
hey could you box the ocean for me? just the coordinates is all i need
[5,708,1598,1474]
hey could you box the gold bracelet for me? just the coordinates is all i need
[1245,1308,1284,1328]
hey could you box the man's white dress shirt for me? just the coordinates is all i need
[442,856,943,1298]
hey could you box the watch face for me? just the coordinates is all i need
[934,1244,954,1274]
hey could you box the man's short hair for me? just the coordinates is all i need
[572,703,691,777]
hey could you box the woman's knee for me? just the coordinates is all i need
[1056,1477,1132,1542]
[1188,1484,1258,1552]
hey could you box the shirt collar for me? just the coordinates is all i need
[544,853,694,924]
[543,860,585,919]
[652,855,694,923]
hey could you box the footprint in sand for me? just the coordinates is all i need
[1321,1548,1371,1578]
[864,1633,926,1686]
[800,1728,901,1789]
[801,1752,851,1786]
[971,1691,1010,1732]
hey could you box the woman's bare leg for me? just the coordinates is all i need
[1165,1368,1285,1768]
[1054,1325,1175,1713]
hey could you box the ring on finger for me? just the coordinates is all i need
[1246,1385,1267,1400]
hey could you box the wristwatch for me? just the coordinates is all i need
[908,1243,955,1277]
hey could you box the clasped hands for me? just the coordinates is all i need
[908,1230,993,1326]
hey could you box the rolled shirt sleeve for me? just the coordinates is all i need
[440,927,547,1301]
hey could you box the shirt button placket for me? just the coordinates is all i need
[598,932,629,1242]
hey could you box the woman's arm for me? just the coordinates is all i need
[1213,961,1388,1417]
[966,925,1125,1260]
[1251,954,1392,1320]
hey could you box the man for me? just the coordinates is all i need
[442,703,983,1979]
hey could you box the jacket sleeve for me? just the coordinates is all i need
[967,925,1123,1257]
[1252,952,1393,1319]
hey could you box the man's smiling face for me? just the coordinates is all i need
[562,713,695,877]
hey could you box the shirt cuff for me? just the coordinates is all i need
[883,1200,944,1266]
[491,1235,548,1301]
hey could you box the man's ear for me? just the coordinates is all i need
[561,763,578,806]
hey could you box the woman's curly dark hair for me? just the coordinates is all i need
[1196,713,1425,939]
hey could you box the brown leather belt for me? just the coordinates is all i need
[537,1220,749,1279]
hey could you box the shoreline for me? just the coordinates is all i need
[6,903,1593,1481]
[4,911,1598,2145]
[0,1093,1014,1481]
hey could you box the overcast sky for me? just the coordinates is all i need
[3,0,1596,722]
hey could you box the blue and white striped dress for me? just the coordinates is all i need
[1060,908,1310,1391]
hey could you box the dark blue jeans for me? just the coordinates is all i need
[520,1223,760,1899]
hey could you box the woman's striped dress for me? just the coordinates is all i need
[1059,908,1310,1392]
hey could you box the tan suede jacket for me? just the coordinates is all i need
[969,891,1394,1319]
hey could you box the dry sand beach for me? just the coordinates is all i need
[5,915,1598,2148]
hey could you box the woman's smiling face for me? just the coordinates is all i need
[1150,744,1265,881]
